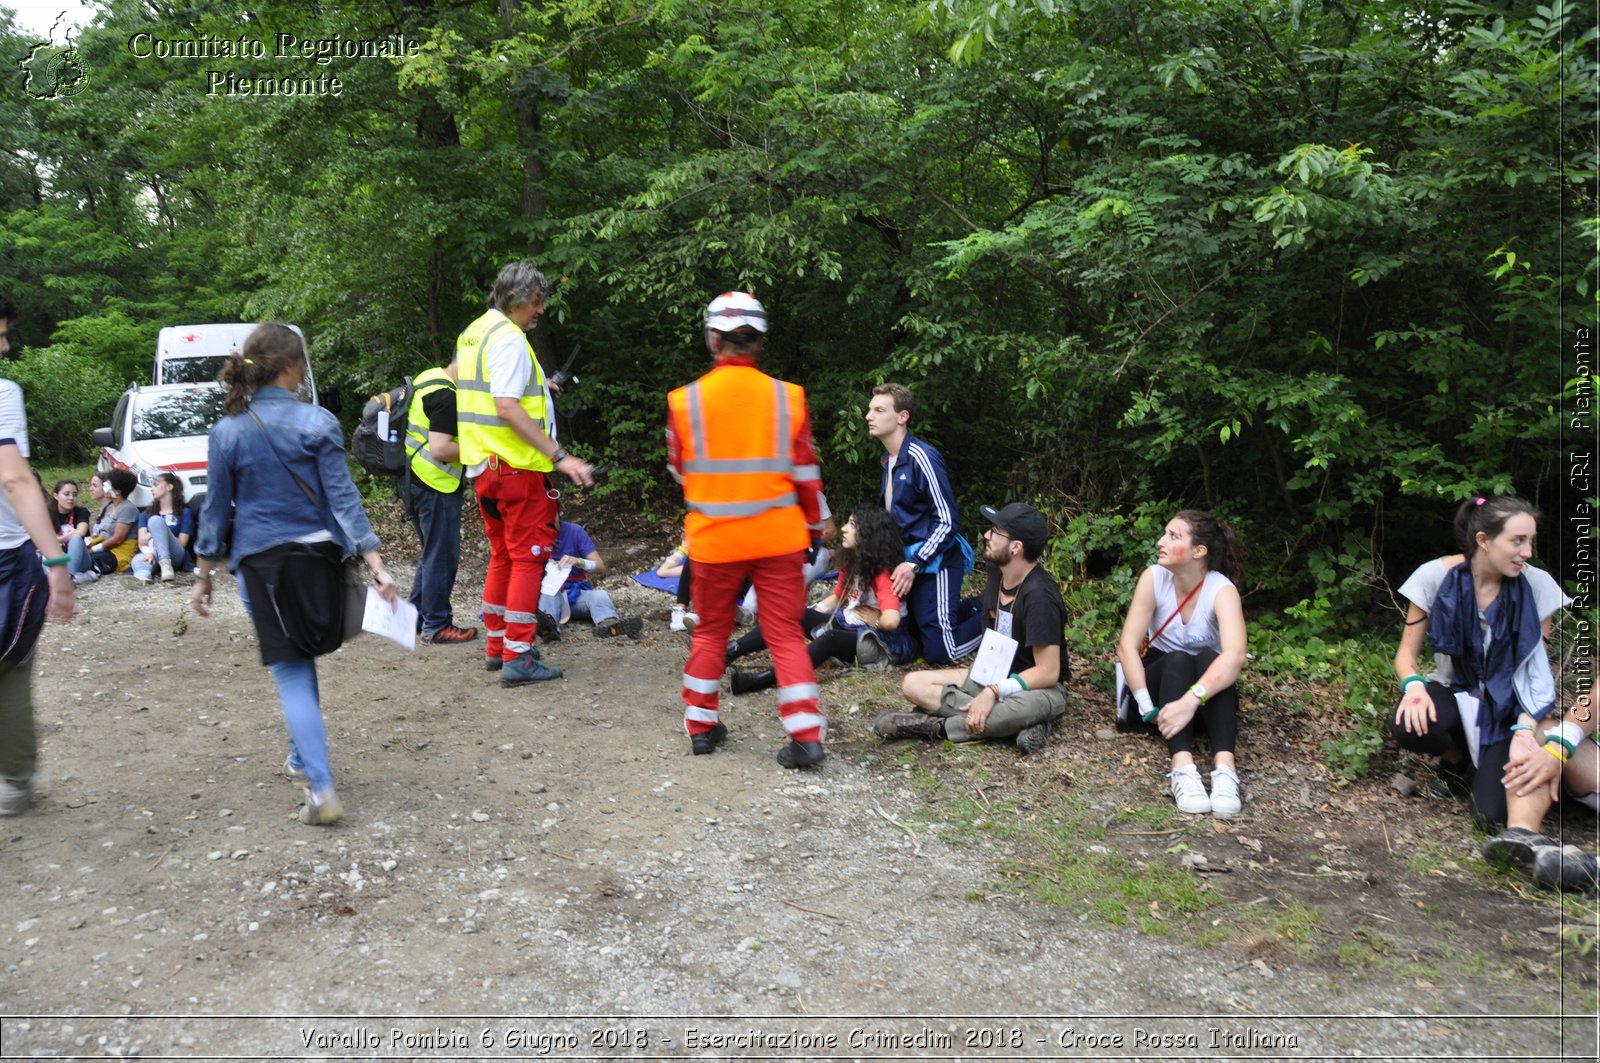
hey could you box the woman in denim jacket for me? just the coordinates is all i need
[191,323,399,826]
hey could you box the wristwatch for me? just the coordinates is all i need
[551,448,569,464]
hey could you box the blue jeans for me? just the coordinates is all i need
[65,536,92,576]
[539,587,620,631]
[237,576,335,793]
[407,479,463,636]
[131,520,192,579]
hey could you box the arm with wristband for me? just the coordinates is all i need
[1393,600,1437,736]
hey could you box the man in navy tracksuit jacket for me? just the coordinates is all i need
[866,383,983,664]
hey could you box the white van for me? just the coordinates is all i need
[154,323,321,404]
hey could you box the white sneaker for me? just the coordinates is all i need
[669,607,687,632]
[299,788,343,826]
[159,558,175,582]
[1168,766,1211,814]
[1209,767,1241,818]
[133,570,152,583]
[72,569,99,585]
[282,755,308,785]
[682,611,699,633]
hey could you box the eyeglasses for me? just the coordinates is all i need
[985,527,1013,541]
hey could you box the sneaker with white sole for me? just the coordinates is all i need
[72,569,98,585]
[299,788,343,825]
[1168,765,1212,814]
[159,558,175,582]
[282,755,308,785]
[1209,767,1241,818]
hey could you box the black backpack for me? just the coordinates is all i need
[350,377,414,477]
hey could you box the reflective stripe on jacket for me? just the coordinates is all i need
[405,366,464,493]
[454,309,551,471]
[667,363,817,564]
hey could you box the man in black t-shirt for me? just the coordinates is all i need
[406,359,477,644]
[876,502,1069,754]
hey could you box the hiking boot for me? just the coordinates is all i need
[1209,767,1242,818]
[500,651,564,687]
[872,710,942,742]
[597,617,644,640]
[299,788,343,826]
[730,668,775,695]
[159,558,175,582]
[423,624,479,645]
[1532,845,1600,895]
[1015,719,1054,755]
[535,611,561,642]
[690,723,728,756]
[282,754,308,786]
[776,740,826,769]
[1482,826,1559,870]
[1168,765,1212,814]
[0,778,33,817]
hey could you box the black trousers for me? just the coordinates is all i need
[1390,681,1512,829]
[1120,648,1239,756]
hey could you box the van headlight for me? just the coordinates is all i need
[132,462,161,487]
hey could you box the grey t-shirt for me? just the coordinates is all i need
[92,499,140,538]
[1398,556,1570,687]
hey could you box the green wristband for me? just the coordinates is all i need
[1010,672,1029,692]
[41,554,69,568]
[1400,674,1426,692]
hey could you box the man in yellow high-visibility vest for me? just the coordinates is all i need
[456,262,594,684]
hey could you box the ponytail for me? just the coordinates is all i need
[1175,508,1245,585]
[1454,493,1539,557]
[220,323,305,415]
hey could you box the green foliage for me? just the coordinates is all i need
[5,346,123,463]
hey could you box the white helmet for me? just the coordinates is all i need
[705,291,768,334]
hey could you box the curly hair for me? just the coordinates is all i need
[219,324,306,415]
[836,503,905,596]
[145,472,186,520]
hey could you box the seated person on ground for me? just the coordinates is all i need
[49,478,88,550]
[130,473,195,583]
[66,469,139,583]
[728,503,917,694]
[538,519,643,640]
[657,533,699,632]
[1392,493,1596,895]
[876,502,1067,755]
[1115,508,1248,819]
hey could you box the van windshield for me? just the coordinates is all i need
[133,389,227,441]
[159,357,228,385]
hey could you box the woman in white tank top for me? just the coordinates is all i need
[1115,510,1248,818]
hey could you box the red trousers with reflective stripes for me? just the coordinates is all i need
[473,462,558,661]
[682,550,825,744]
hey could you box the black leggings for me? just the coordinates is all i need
[728,607,831,662]
[1390,681,1512,829]
[676,560,693,607]
[1133,648,1239,756]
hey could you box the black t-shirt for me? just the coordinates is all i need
[54,504,89,535]
[420,383,457,437]
[980,562,1070,679]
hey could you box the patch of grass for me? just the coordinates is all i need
[1338,926,1397,969]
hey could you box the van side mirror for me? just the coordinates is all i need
[92,427,114,447]
[319,387,342,415]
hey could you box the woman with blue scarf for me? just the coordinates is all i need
[1392,494,1596,894]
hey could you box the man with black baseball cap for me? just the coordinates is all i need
[876,501,1068,753]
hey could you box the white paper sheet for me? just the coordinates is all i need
[541,560,573,596]
[361,588,416,650]
[966,627,1018,686]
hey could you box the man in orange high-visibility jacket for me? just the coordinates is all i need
[666,292,828,769]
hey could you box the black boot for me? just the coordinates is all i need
[729,668,776,695]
